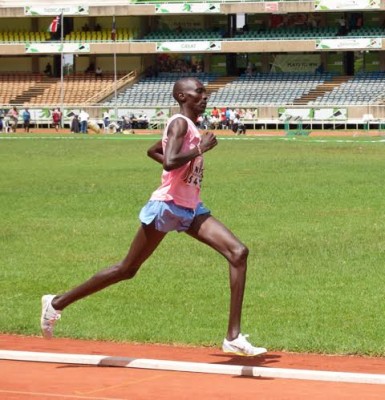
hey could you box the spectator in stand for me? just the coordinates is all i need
[232,114,246,135]
[8,107,19,132]
[44,62,53,77]
[103,111,110,133]
[52,108,62,132]
[1,109,10,132]
[228,108,236,130]
[95,66,103,79]
[22,108,31,132]
[211,106,219,120]
[210,107,220,129]
[122,115,132,131]
[196,114,209,130]
[70,114,80,133]
[79,109,89,134]
[137,113,149,129]
[337,15,347,36]
[225,107,232,128]
[220,107,227,129]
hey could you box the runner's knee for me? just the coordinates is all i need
[228,243,249,265]
[113,262,140,281]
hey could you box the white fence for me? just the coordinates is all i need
[1,104,385,131]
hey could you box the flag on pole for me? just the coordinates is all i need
[264,2,279,12]
[111,19,117,41]
[48,15,60,33]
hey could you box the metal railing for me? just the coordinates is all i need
[85,71,137,105]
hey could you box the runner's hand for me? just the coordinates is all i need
[201,132,217,153]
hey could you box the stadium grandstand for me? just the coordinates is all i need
[1,0,385,131]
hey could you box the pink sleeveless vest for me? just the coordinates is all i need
[150,114,203,209]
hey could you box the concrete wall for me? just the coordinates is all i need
[1,2,385,18]
[1,39,384,56]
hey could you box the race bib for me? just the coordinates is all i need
[183,157,203,188]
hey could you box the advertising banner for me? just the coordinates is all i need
[25,43,90,54]
[156,41,221,52]
[279,108,348,121]
[279,108,314,121]
[313,108,348,120]
[314,0,380,11]
[155,3,220,14]
[24,5,89,16]
[271,54,320,73]
[315,38,382,50]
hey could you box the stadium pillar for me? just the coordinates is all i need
[380,52,385,71]
[226,54,237,75]
[31,57,39,74]
[226,14,237,75]
[227,14,236,38]
[261,54,270,73]
[53,55,61,78]
[345,51,355,76]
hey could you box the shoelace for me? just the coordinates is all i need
[237,334,254,351]
[48,312,61,322]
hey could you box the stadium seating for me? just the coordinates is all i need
[346,27,385,37]
[0,73,46,104]
[3,72,385,108]
[309,72,385,105]
[65,29,138,42]
[233,27,339,41]
[103,73,219,107]
[142,29,223,41]
[207,73,335,107]
[0,31,50,43]
[0,73,124,105]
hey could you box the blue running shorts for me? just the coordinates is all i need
[139,200,210,232]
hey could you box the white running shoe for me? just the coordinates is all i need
[222,333,267,356]
[41,295,61,339]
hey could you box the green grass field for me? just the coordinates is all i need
[1,134,384,356]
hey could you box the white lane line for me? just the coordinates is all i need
[1,350,385,385]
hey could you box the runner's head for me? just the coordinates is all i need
[172,77,208,116]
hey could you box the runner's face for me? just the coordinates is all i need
[183,80,208,115]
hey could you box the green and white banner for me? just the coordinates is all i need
[314,0,380,10]
[155,3,220,14]
[156,41,221,52]
[271,54,320,73]
[279,108,347,121]
[21,107,169,123]
[316,38,382,50]
[25,43,90,54]
[279,108,313,121]
[115,108,169,120]
[313,108,347,120]
[24,5,89,16]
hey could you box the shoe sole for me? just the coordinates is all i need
[40,295,53,339]
[222,348,267,357]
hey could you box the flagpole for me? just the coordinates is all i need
[113,15,118,122]
[60,11,64,118]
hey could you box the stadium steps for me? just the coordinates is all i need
[205,76,238,96]
[85,71,137,105]
[292,75,352,105]
[9,77,57,105]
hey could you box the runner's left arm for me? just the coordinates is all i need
[147,140,164,165]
